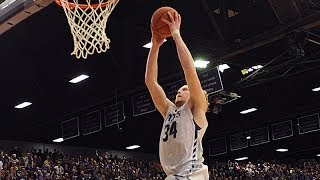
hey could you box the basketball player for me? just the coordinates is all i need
[145,11,209,180]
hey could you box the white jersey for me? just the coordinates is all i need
[159,101,207,177]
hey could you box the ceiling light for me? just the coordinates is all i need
[317,154,320,157]
[15,102,32,109]
[143,39,167,48]
[143,42,152,49]
[235,157,248,161]
[312,87,320,92]
[241,69,249,75]
[246,136,251,140]
[218,64,230,73]
[69,74,89,83]
[276,148,288,152]
[252,65,263,70]
[257,65,263,69]
[126,145,140,150]
[53,138,64,143]
[240,108,257,114]
[194,60,210,68]
[241,65,263,75]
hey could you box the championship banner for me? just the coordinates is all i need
[249,127,270,146]
[61,117,80,140]
[104,101,125,127]
[298,113,320,134]
[132,91,156,117]
[230,132,248,151]
[198,67,223,95]
[80,110,101,136]
[271,120,293,140]
[208,137,227,156]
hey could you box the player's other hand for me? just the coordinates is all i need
[161,11,181,33]
[151,26,165,47]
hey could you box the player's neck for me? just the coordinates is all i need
[175,101,185,108]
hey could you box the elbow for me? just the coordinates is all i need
[145,77,154,88]
[144,76,150,86]
[145,77,158,90]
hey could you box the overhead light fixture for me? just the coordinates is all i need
[218,64,230,73]
[194,59,210,68]
[53,138,64,143]
[69,74,89,83]
[252,65,263,70]
[246,136,251,140]
[276,148,288,152]
[143,39,167,48]
[143,42,152,49]
[317,154,320,157]
[312,87,320,92]
[15,102,32,109]
[241,65,263,75]
[235,157,248,161]
[126,145,140,150]
[240,108,257,114]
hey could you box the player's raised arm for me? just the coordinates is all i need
[145,30,173,118]
[162,12,208,127]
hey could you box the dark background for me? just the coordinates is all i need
[0,0,320,160]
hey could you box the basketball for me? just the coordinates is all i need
[151,7,178,38]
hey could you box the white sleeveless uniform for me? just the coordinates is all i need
[159,102,209,180]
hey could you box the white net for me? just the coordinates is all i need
[58,0,119,59]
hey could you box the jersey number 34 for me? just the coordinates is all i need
[163,121,177,142]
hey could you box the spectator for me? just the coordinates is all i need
[0,144,319,179]
[54,160,64,176]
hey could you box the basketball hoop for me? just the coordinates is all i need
[55,0,119,59]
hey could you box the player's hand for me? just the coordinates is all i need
[161,11,181,33]
[151,27,165,47]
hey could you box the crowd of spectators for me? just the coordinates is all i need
[0,145,319,179]
[209,159,320,179]
[0,146,165,179]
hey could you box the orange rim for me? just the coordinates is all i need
[55,0,117,9]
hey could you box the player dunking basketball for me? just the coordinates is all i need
[145,10,209,180]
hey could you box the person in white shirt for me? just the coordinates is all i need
[54,160,64,176]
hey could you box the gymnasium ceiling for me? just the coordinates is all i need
[1,0,320,158]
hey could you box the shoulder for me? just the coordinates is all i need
[160,100,176,119]
[188,100,208,129]
[165,100,176,114]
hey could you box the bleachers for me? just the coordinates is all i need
[0,142,319,179]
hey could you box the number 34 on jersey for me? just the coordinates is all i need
[162,110,181,142]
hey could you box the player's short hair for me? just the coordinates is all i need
[203,90,210,112]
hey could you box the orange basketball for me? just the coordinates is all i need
[151,7,178,38]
